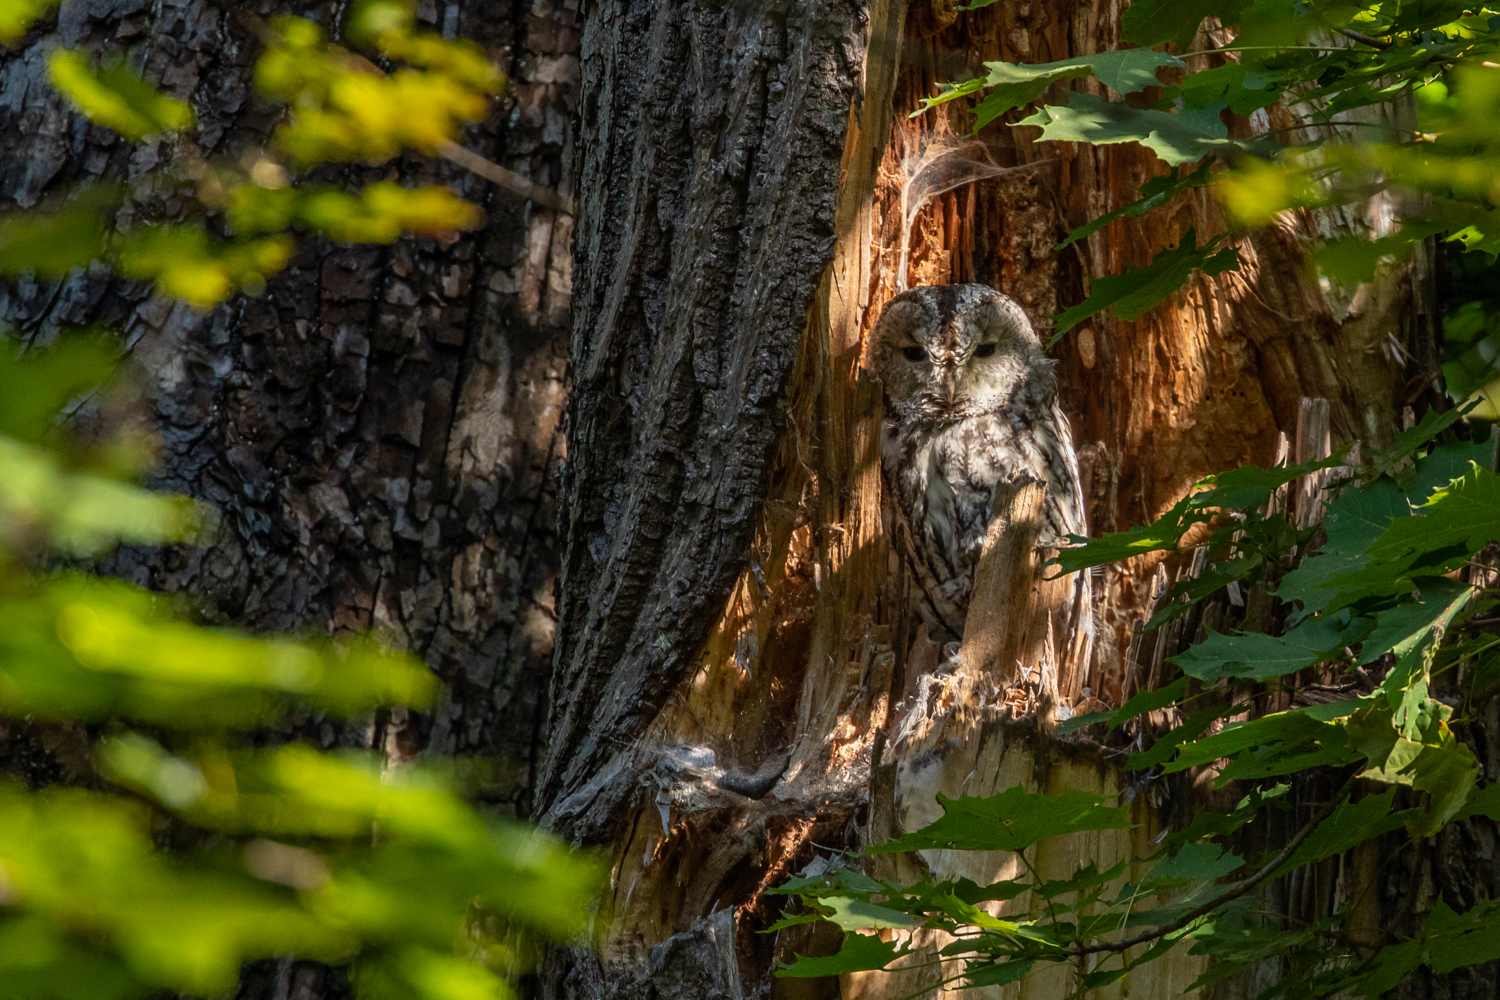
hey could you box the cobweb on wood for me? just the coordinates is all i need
[894,123,1052,291]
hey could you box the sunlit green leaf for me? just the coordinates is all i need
[0,436,200,554]
[776,932,912,978]
[868,786,1131,854]
[115,227,292,309]
[0,0,57,44]
[817,897,919,931]
[48,51,195,141]
[1019,93,1245,166]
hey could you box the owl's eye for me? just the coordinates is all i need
[973,343,997,358]
[901,346,926,362]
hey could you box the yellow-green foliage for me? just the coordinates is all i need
[47,51,195,140]
[232,181,485,244]
[0,0,55,44]
[255,16,500,165]
[0,299,596,1000]
[0,2,590,996]
[113,226,293,308]
[0,0,502,308]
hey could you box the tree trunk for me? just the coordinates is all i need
[1,0,1463,996]
[537,2,1441,998]
[1,0,581,995]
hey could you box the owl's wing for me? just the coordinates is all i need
[890,500,967,641]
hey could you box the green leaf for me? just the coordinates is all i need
[1051,494,1199,572]
[0,0,57,44]
[1390,0,1467,31]
[1315,219,1451,287]
[1368,404,1475,487]
[1347,464,1500,596]
[1176,61,1281,116]
[0,202,108,277]
[1454,782,1500,822]
[1120,0,1247,49]
[931,894,1052,941]
[1019,92,1245,166]
[766,865,890,897]
[1423,898,1500,975]
[1060,677,1188,734]
[1409,437,1495,501]
[1278,477,1410,618]
[1059,161,1214,249]
[1352,578,1473,668]
[0,336,119,442]
[1034,859,1128,899]
[1169,613,1371,683]
[1269,789,1416,879]
[1353,939,1427,999]
[1167,782,1289,849]
[0,436,201,555]
[868,786,1131,854]
[1085,49,1190,95]
[1129,700,1247,770]
[926,50,1186,129]
[1052,227,1240,336]
[964,959,1033,987]
[1195,450,1349,511]
[1161,709,1343,774]
[1143,553,1266,631]
[818,897,919,931]
[776,932,912,978]
[1144,842,1245,887]
[48,51,195,141]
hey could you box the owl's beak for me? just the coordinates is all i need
[939,365,961,408]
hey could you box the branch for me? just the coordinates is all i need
[1333,26,1392,49]
[437,141,576,215]
[1070,773,1358,956]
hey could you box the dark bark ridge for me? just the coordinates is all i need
[0,0,580,795]
[539,0,870,841]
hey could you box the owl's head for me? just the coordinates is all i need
[870,284,1051,423]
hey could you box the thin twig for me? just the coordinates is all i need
[1333,26,1392,49]
[230,6,575,215]
[1069,773,1359,957]
[437,141,576,215]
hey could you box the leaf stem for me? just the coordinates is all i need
[1068,773,1358,956]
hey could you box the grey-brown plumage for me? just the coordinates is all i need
[870,284,1086,639]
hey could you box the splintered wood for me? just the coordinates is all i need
[584,0,1428,992]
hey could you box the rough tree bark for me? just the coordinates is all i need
[0,0,1477,996]
[0,0,581,996]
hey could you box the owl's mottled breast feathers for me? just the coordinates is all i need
[870,284,1086,638]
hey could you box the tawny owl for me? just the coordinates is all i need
[870,284,1087,639]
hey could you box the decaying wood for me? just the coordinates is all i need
[541,0,1442,993]
[959,478,1045,687]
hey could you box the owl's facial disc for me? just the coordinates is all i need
[872,285,1047,423]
